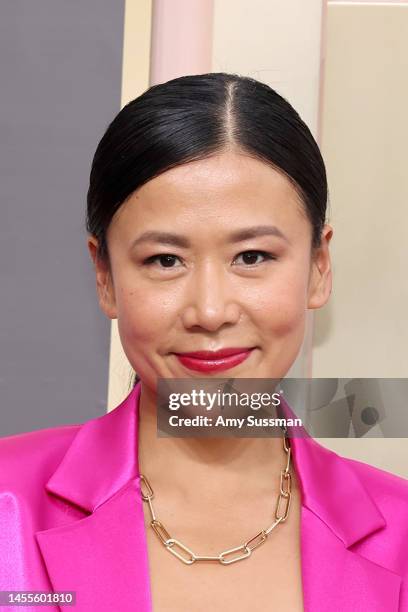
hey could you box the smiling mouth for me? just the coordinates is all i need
[173,348,256,373]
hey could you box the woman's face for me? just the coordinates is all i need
[88,151,332,390]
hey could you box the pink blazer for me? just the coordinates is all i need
[1,380,408,611]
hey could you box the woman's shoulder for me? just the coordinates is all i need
[0,421,82,492]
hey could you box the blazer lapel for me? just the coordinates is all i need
[35,383,402,612]
[35,383,152,612]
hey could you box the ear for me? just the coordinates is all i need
[87,236,118,319]
[307,224,333,310]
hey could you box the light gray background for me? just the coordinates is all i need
[0,1,125,436]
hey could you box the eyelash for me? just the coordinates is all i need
[142,250,277,269]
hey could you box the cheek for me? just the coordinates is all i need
[251,270,309,337]
[115,286,177,347]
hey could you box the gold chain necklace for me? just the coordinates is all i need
[139,429,292,565]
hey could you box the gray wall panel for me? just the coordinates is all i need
[0,1,125,436]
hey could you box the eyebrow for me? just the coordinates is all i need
[130,225,290,249]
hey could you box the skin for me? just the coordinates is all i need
[87,150,333,508]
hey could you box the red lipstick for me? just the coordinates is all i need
[173,347,255,373]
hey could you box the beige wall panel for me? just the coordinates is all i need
[315,4,408,378]
[315,4,408,476]
[120,0,153,106]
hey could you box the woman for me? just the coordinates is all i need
[1,73,407,612]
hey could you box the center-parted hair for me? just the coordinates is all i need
[86,72,328,264]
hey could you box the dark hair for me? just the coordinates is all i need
[86,72,329,390]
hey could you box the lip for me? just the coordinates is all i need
[173,347,255,373]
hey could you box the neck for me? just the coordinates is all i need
[137,382,295,504]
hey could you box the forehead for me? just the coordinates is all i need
[111,151,307,233]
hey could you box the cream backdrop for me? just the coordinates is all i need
[107,0,408,479]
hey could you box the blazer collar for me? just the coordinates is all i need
[35,381,401,611]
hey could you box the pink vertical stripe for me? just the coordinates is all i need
[150,0,214,85]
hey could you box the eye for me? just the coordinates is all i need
[233,250,276,266]
[142,254,183,268]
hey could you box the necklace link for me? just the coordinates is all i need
[219,544,251,565]
[165,538,196,565]
[245,529,268,552]
[140,474,154,500]
[151,519,171,544]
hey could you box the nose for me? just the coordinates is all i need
[180,261,241,332]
